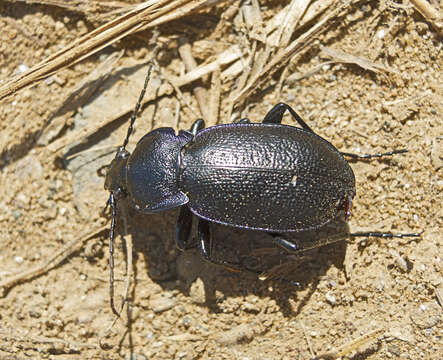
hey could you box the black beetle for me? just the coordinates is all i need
[104,65,420,315]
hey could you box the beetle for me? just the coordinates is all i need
[104,64,420,315]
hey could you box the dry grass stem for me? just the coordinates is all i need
[174,45,243,87]
[286,61,336,84]
[4,0,128,14]
[157,64,200,119]
[265,0,335,46]
[299,321,315,358]
[1,330,97,350]
[320,45,400,74]
[46,73,170,153]
[47,45,240,153]
[410,0,442,36]
[38,51,124,146]
[315,328,385,360]
[178,38,208,119]
[233,0,353,106]
[241,0,265,43]
[0,0,228,101]
[208,67,221,125]
[0,225,107,297]
[274,0,311,48]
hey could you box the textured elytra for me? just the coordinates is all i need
[180,123,356,231]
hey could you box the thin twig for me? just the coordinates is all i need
[233,0,353,106]
[178,37,209,120]
[0,0,229,100]
[410,0,442,36]
[315,328,385,360]
[0,225,107,297]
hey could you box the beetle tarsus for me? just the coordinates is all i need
[269,233,301,253]
[349,231,422,238]
[341,149,408,160]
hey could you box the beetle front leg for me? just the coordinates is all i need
[263,103,314,133]
[176,206,194,250]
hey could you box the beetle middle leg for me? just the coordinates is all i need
[197,218,225,266]
[197,218,242,269]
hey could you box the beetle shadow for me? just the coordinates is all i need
[125,206,350,318]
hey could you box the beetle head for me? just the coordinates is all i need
[105,146,129,200]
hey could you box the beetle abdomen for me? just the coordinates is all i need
[180,124,355,231]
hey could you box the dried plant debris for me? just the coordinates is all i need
[0,0,229,100]
[0,1,441,359]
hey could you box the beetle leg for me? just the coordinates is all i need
[108,193,120,317]
[263,103,314,133]
[189,119,205,136]
[197,218,215,262]
[197,219,241,269]
[341,149,408,160]
[176,206,194,250]
[349,231,422,239]
[269,232,301,253]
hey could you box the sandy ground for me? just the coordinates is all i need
[0,1,442,359]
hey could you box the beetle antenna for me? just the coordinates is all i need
[122,59,155,150]
[107,54,159,317]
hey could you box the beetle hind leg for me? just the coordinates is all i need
[349,231,422,239]
[189,119,205,136]
[341,149,408,160]
[263,103,314,133]
[269,232,301,253]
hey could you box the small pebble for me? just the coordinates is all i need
[389,249,409,272]
[215,323,255,345]
[12,210,22,220]
[17,64,29,74]
[189,278,206,304]
[325,291,337,305]
[14,256,24,264]
[149,294,176,313]
[29,309,41,318]
[410,302,441,329]
[126,354,147,360]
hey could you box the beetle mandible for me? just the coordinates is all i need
[104,63,420,315]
